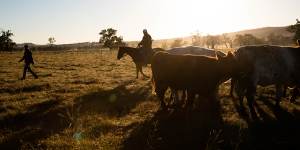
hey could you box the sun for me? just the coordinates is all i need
[154,0,247,38]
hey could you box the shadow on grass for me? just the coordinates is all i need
[0,99,65,149]
[74,80,152,117]
[230,94,300,149]
[0,80,151,149]
[0,83,50,94]
[121,95,228,150]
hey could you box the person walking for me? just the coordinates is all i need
[19,45,38,80]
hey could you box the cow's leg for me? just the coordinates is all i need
[282,85,288,97]
[186,90,196,109]
[156,84,168,110]
[275,84,283,106]
[290,87,299,103]
[170,89,178,106]
[181,90,187,106]
[235,80,245,106]
[169,89,175,106]
[238,94,244,107]
[246,84,256,115]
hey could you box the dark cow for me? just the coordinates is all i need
[151,51,235,109]
[167,46,225,57]
[233,45,300,112]
[166,46,226,105]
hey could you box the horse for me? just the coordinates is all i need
[117,46,164,78]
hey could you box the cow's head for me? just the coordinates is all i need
[217,51,237,80]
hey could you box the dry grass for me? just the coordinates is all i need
[0,49,300,149]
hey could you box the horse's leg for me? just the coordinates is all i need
[230,78,235,97]
[135,64,139,79]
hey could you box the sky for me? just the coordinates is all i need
[0,0,299,44]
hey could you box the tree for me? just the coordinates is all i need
[48,37,56,45]
[170,38,184,48]
[221,33,233,48]
[99,28,126,50]
[160,40,169,49]
[205,35,220,49]
[266,33,292,45]
[0,30,16,51]
[287,19,300,41]
[191,31,202,46]
[234,34,264,46]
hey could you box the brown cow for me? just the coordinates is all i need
[233,45,300,113]
[166,46,226,105]
[151,51,236,109]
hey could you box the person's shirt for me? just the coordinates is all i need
[20,50,34,64]
[139,33,152,49]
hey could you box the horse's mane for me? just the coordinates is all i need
[120,46,138,50]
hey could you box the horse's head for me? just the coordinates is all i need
[117,47,126,60]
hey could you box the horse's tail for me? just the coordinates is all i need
[151,73,156,96]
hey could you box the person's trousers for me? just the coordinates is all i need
[22,64,38,79]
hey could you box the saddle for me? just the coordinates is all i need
[138,47,152,64]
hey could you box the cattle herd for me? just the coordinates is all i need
[118,45,300,115]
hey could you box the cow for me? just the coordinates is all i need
[165,46,226,105]
[232,45,300,113]
[167,46,226,57]
[151,51,236,109]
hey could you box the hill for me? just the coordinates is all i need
[127,26,294,48]
[226,26,293,39]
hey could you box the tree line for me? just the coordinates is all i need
[1,19,299,51]
[168,31,295,49]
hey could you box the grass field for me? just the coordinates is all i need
[1,49,300,149]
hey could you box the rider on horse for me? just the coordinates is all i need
[137,29,153,63]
